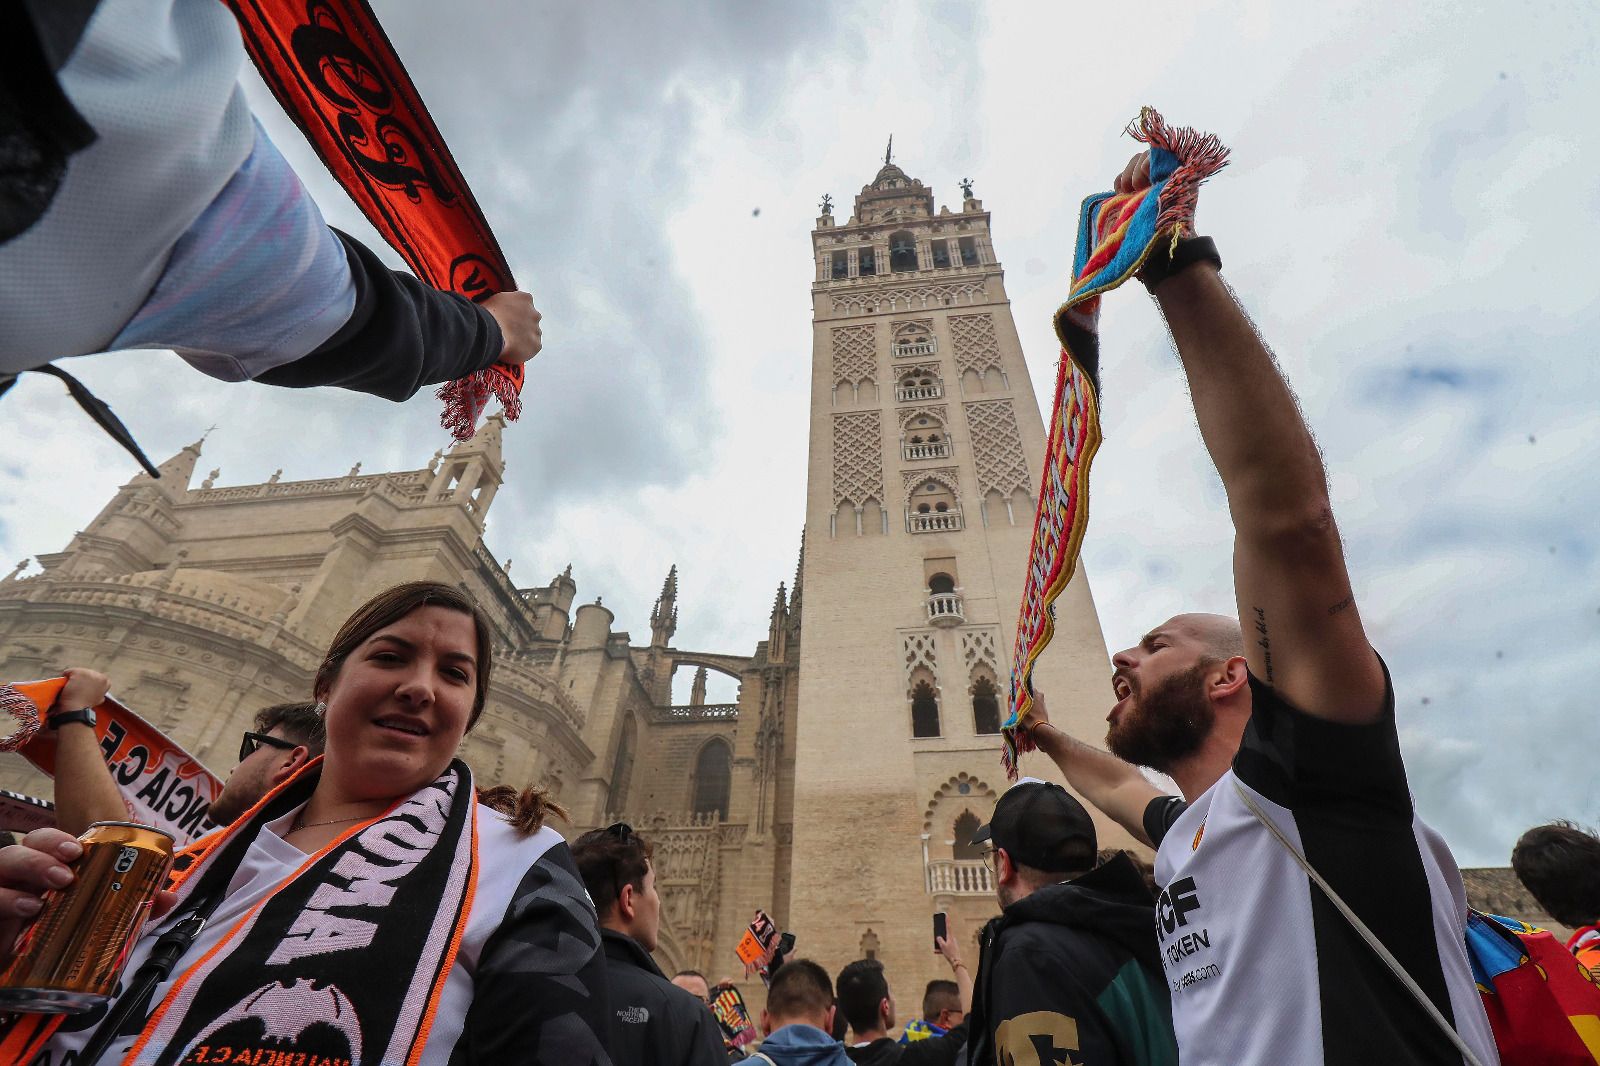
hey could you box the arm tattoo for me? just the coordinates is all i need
[1253,606,1274,684]
[1327,593,1354,615]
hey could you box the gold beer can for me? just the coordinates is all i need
[0,821,175,1013]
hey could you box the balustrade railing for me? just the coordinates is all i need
[893,341,937,358]
[658,703,740,722]
[896,383,942,402]
[908,511,963,534]
[925,859,993,895]
[926,592,964,626]
[903,441,952,461]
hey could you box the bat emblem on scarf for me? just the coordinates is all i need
[179,979,363,1063]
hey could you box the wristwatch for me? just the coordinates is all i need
[1139,234,1222,292]
[47,707,96,730]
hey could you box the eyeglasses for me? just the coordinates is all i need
[239,731,298,764]
[980,845,998,871]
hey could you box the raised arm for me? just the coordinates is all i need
[1027,691,1164,847]
[1125,154,1385,724]
[47,668,127,836]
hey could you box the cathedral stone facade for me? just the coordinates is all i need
[0,415,801,982]
[0,154,1133,1009]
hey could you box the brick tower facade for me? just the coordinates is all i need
[788,153,1138,995]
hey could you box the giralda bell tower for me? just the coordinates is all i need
[789,150,1136,991]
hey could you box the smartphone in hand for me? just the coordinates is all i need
[933,911,948,952]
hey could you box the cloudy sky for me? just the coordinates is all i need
[3,1,1595,865]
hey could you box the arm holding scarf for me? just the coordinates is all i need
[43,668,127,836]
[450,840,614,1065]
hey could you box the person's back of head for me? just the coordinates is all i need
[256,700,326,755]
[835,958,892,1038]
[763,958,836,1035]
[571,823,661,951]
[1512,821,1600,928]
[921,979,960,1027]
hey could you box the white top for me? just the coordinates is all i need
[38,803,561,1066]
[0,0,353,377]
[1146,673,1499,1066]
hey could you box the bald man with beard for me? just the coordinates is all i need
[1017,152,1497,1066]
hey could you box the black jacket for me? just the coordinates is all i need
[965,853,1177,1066]
[599,929,727,1066]
[844,1021,968,1066]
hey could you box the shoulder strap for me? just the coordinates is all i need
[1231,780,1486,1066]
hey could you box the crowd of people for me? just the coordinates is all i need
[1,7,1595,1062]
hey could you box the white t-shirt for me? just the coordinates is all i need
[37,803,562,1066]
[1144,669,1500,1066]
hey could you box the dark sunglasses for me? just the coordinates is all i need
[605,821,634,842]
[239,730,298,763]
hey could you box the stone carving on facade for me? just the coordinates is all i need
[902,631,938,689]
[959,628,1001,678]
[774,822,794,846]
[900,466,961,506]
[949,313,1001,374]
[830,324,876,388]
[896,404,948,432]
[964,399,1030,497]
[830,281,987,316]
[831,412,884,508]
[921,772,998,835]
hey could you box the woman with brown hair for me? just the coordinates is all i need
[0,581,611,1065]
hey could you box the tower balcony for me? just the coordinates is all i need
[903,440,952,461]
[926,591,965,627]
[896,382,943,402]
[908,510,963,534]
[925,858,993,896]
[893,340,937,359]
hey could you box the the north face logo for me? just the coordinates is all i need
[617,1006,650,1024]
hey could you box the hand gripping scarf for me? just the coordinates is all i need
[224,0,523,440]
[1001,108,1229,778]
[0,757,479,1065]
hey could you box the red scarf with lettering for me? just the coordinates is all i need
[224,0,523,440]
[0,758,479,1065]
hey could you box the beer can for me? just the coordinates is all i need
[0,820,175,1013]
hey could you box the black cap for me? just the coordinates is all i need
[972,779,1097,871]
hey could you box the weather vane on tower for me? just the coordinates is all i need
[884,134,893,166]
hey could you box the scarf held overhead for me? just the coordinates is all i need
[223,0,523,440]
[1001,109,1228,778]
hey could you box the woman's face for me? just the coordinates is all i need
[319,605,479,800]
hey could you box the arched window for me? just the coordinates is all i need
[952,809,984,860]
[889,230,918,273]
[859,248,877,276]
[831,250,848,280]
[691,739,732,819]
[607,713,637,814]
[912,680,941,738]
[931,239,951,269]
[972,676,1002,735]
[929,573,955,595]
[860,929,880,961]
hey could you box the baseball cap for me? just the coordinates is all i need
[972,778,1097,871]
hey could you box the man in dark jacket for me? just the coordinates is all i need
[965,780,1177,1066]
[574,823,726,1066]
[836,958,968,1066]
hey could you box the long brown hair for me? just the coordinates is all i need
[479,783,570,835]
[315,581,494,728]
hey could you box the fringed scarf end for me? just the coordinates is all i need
[0,687,42,753]
[437,366,524,443]
[1126,106,1231,237]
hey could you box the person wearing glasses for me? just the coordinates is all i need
[573,822,727,1066]
[39,667,324,837]
[0,582,611,1064]
[962,779,1177,1066]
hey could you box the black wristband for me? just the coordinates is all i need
[1139,235,1221,292]
[47,707,96,730]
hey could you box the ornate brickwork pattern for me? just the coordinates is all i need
[901,466,961,505]
[893,319,934,342]
[964,399,1029,496]
[831,324,877,386]
[903,630,938,687]
[960,628,1001,676]
[832,412,884,507]
[950,314,1001,374]
[897,405,948,431]
[831,281,987,316]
